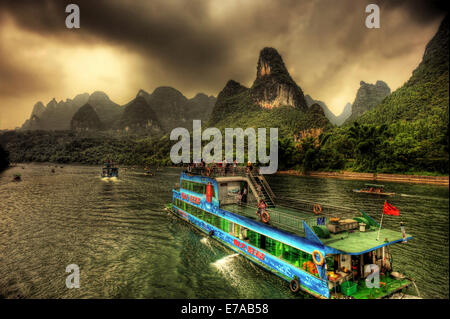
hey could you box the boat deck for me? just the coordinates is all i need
[330,275,413,299]
[222,203,412,254]
[322,228,411,254]
[222,203,312,237]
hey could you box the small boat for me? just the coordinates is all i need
[101,162,119,178]
[353,184,395,196]
[142,166,154,176]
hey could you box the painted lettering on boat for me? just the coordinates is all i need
[181,192,201,205]
[233,239,265,261]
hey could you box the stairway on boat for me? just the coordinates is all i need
[247,170,276,208]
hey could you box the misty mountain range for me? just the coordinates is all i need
[21,88,216,133]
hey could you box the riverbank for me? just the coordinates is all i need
[277,170,449,186]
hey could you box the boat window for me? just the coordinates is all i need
[246,229,261,248]
[265,237,283,258]
[173,195,318,276]
[181,180,215,198]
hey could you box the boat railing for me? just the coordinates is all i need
[186,166,249,177]
[276,196,360,220]
[226,197,363,237]
[225,203,308,237]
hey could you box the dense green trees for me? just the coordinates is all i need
[276,121,448,175]
[0,130,172,167]
[0,123,448,175]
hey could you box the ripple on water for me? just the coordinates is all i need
[0,164,448,298]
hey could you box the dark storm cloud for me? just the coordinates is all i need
[378,0,449,24]
[0,0,447,90]
[0,0,447,129]
[0,0,231,84]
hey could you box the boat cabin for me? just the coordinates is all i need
[173,166,413,299]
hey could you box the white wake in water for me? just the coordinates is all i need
[211,253,240,285]
[100,177,120,182]
[200,237,213,249]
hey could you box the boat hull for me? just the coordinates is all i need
[167,204,330,299]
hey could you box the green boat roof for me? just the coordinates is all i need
[321,228,412,254]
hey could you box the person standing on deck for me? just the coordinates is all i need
[223,158,227,175]
[247,161,253,174]
[241,185,248,203]
[256,198,267,217]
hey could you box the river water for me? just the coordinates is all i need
[0,164,448,298]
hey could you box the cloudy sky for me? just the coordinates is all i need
[0,0,447,129]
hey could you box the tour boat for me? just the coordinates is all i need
[101,162,119,178]
[353,184,395,196]
[166,167,415,299]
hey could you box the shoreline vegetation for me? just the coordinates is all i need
[277,170,449,186]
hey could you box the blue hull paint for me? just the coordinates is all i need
[172,201,330,299]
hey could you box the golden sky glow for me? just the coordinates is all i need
[0,0,446,129]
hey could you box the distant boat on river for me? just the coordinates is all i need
[353,183,395,196]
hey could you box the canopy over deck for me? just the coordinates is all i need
[364,183,385,187]
[321,228,412,254]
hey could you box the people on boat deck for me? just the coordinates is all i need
[256,198,267,217]
[247,161,253,174]
[233,160,237,175]
[223,159,227,175]
[241,185,248,203]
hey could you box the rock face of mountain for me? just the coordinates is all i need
[87,91,122,126]
[358,15,448,173]
[20,88,215,133]
[359,15,449,127]
[295,95,353,126]
[70,104,102,131]
[209,80,250,124]
[251,47,308,110]
[338,103,352,125]
[145,87,188,131]
[118,96,162,132]
[21,92,112,131]
[30,102,45,118]
[186,93,217,121]
[344,80,390,124]
[127,86,216,132]
[210,48,330,136]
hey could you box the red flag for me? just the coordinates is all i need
[383,201,399,216]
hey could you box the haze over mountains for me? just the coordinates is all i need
[2,14,448,175]
[358,15,448,128]
[304,95,352,126]
[344,80,391,124]
[21,88,216,133]
[18,14,448,135]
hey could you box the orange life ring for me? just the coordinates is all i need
[206,167,211,176]
[313,204,322,215]
[261,211,270,223]
[312,250,324,266]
